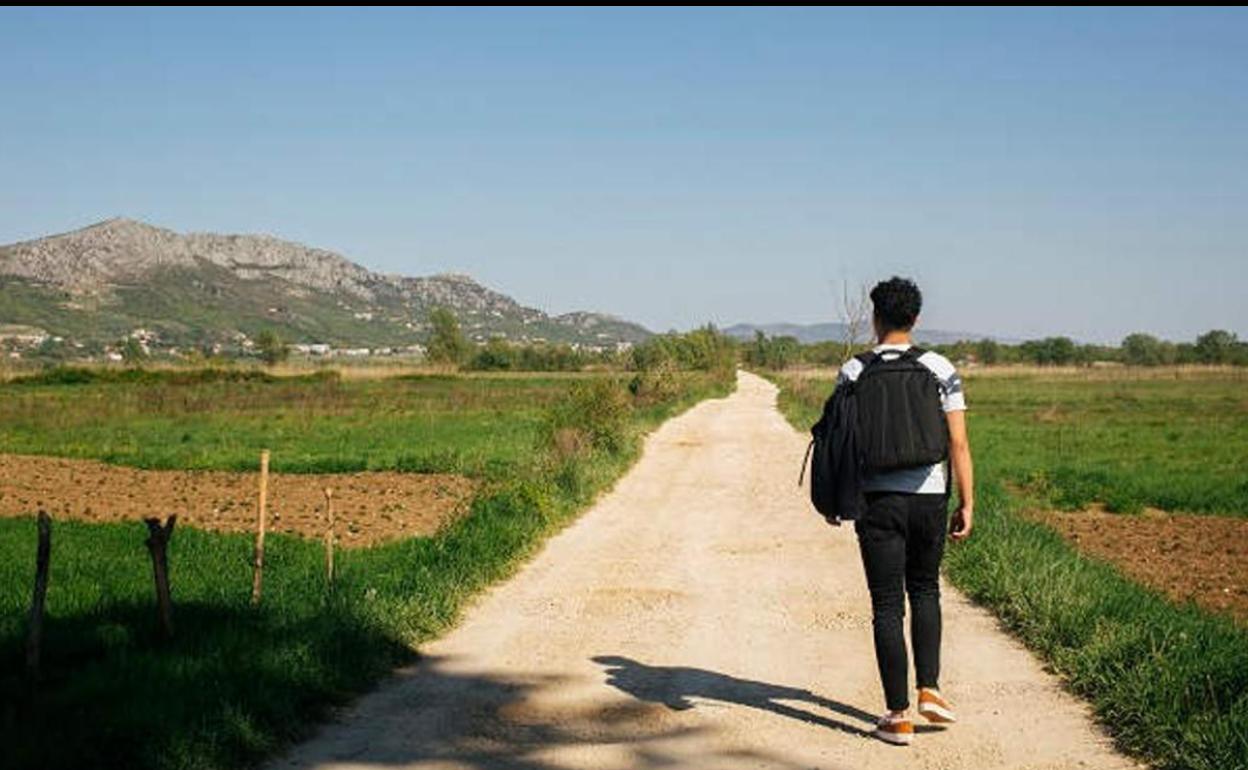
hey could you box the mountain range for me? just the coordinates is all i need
[0,218,1007,358]
[723,322,1008,347]
[0,218,651,353]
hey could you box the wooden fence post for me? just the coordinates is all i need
[251,449,270,606]
[324,487,335,586]
[143,516,177,639]
[26,510,52,682]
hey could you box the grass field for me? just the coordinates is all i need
[769,367,1248,770]
[0,367,733,770]
[778,367,1248,516]
[0,368,590,475]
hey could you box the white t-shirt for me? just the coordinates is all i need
[836,343,966,495]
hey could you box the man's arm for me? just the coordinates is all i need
[946,409,974,540]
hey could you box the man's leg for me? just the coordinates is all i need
[857,493,909,711]
[905,494,948,692]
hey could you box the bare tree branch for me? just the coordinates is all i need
[837,280,871,362]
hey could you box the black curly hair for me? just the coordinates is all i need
[870,276,922,333]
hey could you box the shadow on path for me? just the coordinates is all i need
[272,654,822,770]
[594,655,883,738]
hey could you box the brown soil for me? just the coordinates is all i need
[0,453,476,547]
[1032,506,1248,624]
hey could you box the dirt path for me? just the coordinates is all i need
[273,371,1137,770]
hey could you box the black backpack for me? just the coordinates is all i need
[801,370,867,521]
[854,347,949,473]
[801,347,948,520]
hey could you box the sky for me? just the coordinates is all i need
[0,7,1245,343]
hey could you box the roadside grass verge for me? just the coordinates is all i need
[945,484,1248,770]
[0,369,733,770]
[766,368,1248,770]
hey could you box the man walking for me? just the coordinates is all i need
[834,276,974,745]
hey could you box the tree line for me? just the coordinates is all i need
[741,328,1247,369]
[20,306,1241,371]
[336,312,1248,371]
[425,308,738,374]
[935,330,1246,367]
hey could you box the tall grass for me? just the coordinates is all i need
[766,368,1248,770]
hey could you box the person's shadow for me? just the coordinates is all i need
[593,655,888,738]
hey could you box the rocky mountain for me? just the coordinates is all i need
[0,218,651,353]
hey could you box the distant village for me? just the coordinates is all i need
[0,324,633,364]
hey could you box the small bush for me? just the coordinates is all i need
[17,366,100,385]
[629,324,737,374]
[549,427,592,462]
[545,378,632,455]
[628,359,682,406]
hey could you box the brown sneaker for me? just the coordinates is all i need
[917,688,956,723]
[872,712,914,746]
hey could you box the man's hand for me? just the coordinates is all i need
[945,409,975,542]
[949,502,973,541]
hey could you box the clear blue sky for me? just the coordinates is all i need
[1,7,1245,342]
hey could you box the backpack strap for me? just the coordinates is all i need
[853,350,880,373]
[797,439,814,487]
[858,347,928,367]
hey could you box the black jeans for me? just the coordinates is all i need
[855,491,948,711]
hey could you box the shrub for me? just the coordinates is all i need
[1122,333,1172,366]
[466,338,516,371]
[1195,329,1241,365]
[744,331,801,369]
[425,307,469,366]
[630,324,737,374]
[465,340,591,372]
[545,378,632,455]
[628,359,682,406]
[255,330,289,366]
[120,337,147,367]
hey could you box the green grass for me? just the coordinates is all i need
[767,368,1248,770]
[944,485,1248,770]
[775,370,1248,516]
[0,368,734,770]
[1,522,401,770]
[0,371,595,476]
[969,373,1248,515]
